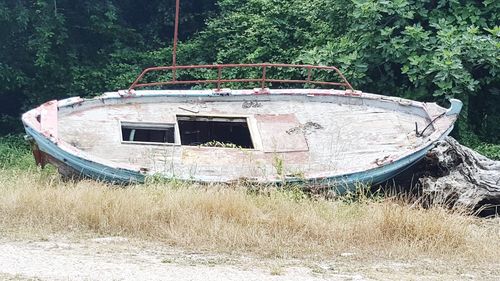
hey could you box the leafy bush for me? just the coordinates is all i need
[0,0,498,147]
[474,143,500,160]
[0,135,34,169]
[192,0,499,145]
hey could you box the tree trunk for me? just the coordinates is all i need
[419,137,500,215]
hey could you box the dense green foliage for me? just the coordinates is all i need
[0,0,217,133]
[1,0,498,148]
[474,142,500,160]
[0,135,34,169]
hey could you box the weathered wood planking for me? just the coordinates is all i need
[57,97,430,181]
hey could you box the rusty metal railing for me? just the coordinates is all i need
[127,63,355,93]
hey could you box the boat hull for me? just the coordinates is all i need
[25,126,145,184]
[24,120,452,192]
[22,89,461,193]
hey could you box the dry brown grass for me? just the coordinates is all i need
[0,168,498,261]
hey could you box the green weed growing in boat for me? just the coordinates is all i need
[200,141,242,149]
[277,184,309,202]
[340,182,383,204]
[144,173,191,189]
[272,154,285,179]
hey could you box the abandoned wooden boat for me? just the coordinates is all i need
[22,1,462,192]
[22,63,462,192]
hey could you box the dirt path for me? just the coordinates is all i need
[0,237,498,281]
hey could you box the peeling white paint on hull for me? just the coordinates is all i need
[22,89,462,193]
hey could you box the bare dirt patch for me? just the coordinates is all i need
[0,236,499,281]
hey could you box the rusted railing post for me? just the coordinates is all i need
[261,65,267,89]
[331,67,354,91]
[217,65,222,91]
[128,64,355,93]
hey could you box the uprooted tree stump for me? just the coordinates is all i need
[393,137,500,216]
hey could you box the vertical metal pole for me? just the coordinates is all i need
[217,66,222,91]
[172,0,180,81]
[261,65,267,89]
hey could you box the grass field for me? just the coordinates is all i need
[0,136,499,264]
[2,167,498,259]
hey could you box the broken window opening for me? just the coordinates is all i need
[121,122,175,144]
[177,115,254,149]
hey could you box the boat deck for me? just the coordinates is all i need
[57,93,433,182]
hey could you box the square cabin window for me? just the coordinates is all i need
[177,115,254,149]
[121,122,175,144]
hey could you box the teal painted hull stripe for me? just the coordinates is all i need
[26,127,145,184]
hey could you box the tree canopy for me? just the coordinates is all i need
[0,0,498,146]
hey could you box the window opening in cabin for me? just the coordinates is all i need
[121,122,175,144]
[177,116,254,149]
